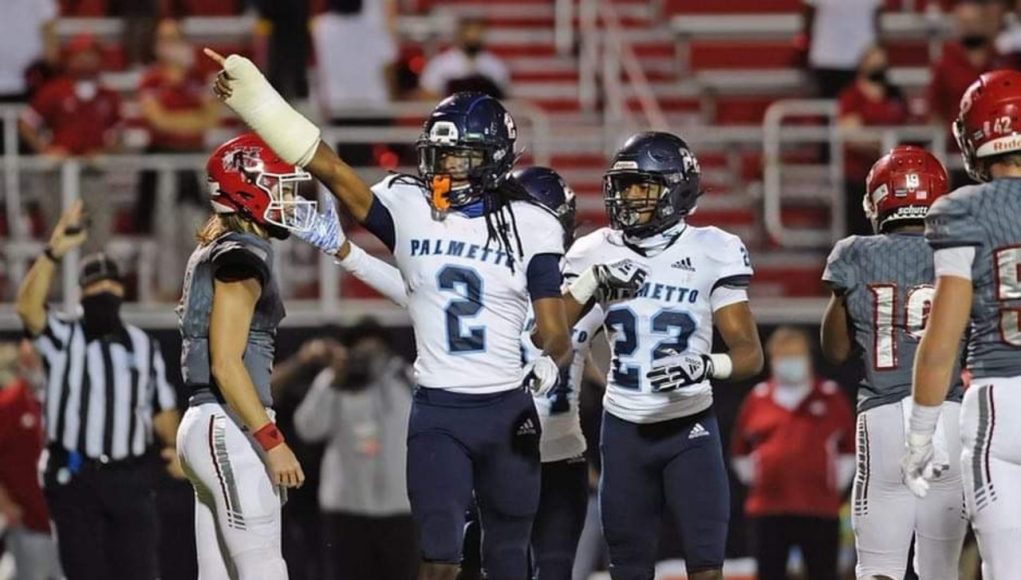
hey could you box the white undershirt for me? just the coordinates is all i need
[933,246,976,280]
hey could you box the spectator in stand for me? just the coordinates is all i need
[929,0,1016,185]
[0,0,58,104]
[134,17,218,279]
[419,17,510,100]
[837,46,909,236]
[802,0,882,99]
[731,327,855,580]
[996,0,1021,57]
[0,340,62,580]
[294,319,418,580]
[251,0,310,99]
[19,34,121,253]
[312,0,398,166]
[109,0,159,67]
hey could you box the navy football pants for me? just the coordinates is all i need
[599,409,729,579]
[407,387,542,580]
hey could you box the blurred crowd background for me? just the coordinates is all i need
[0,0,1011,578]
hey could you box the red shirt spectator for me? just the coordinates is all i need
[139,67,211,150]
[732,378,856,518]
[0,378,50,533]
[929,43,1015,126]
[21,76,120,155]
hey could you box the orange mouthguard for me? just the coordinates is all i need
[431,175,452,211]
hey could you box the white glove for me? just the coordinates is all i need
[646,351,713,393]
[216,53,321,166]
[569,259,648,304]
[523,355,560,397]
[901,431,950,498]
[292,195,346,255]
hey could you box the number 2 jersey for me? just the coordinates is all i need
[823,233,963,413]
[925,181,1021,379]
[563,224,752,424]
[370,176,564,393]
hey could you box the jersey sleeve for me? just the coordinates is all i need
[210,238,272,284]
[338,244,409,307]
[562,229,607,283]
[925,191,985,250]
[822,236,858,294]
[518,204,565,261]
[368,175,417,253]
[708,231,753,310]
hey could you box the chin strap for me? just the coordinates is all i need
[623,221,687,257]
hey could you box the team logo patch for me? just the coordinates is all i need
[671,257,696,272]
[688,422,710,440]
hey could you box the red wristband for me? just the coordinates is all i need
[253,422,284,451]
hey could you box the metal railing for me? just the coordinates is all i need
[762,99,949,248]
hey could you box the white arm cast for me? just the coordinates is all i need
[221,55,321,166]
[337,244,409,307]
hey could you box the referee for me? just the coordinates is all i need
[14,200,180,580]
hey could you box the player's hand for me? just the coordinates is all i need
[291,195,346,256]
[901,431,949,498]
[646,350,713,392]
[161,446,186,480]
[594,259,647,303]
[47,199,89,259]
[266,443,305,489]
[523,355,560,397]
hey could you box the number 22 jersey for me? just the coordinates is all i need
[371,176,564,393]
[563,224,752,423]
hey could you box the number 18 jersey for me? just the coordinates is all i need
[823,233,964,412]
[563,225,752,424]
[373,176,564,393]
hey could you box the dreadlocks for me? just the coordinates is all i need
[483,177,528,273]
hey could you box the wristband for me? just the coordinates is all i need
[909,403,941,438]
[708,353,733,380]
[43,246,59,262]
[567,267,599,304]
[253,422,284,451]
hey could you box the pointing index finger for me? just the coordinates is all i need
[203,48,227,67]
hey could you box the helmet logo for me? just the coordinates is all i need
[680,149,700,176]
[612,160,639,170]
[429,121,460,145]
[871,183,889,206]
[904,173,920,190]
[222,146,263,174]
[503,112,517,139]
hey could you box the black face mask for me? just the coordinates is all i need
[866,68,888,85]
[463,42,484,57]
[339,350,387,391]
[81,292,123,337]
[962,34,990,50]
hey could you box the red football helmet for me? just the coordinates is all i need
[206,133,315,233]
[863,145,949,233]
[954,69,1021,182]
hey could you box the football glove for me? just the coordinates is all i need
[292,195,346,256]
[901,431,950,498]
[646,351,713,393]
[523,355,559,397]
[593,259,648,303]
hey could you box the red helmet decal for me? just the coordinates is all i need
[864,145,949,233]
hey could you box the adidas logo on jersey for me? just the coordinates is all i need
[672,257,696,272]
[517,418,537,437]
[688,423,710,440]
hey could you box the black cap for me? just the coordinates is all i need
[78,253,121,288]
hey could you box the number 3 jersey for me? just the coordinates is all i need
[564,225,752,424]
[372,176,564,393]
[823,233,963,412]
[925,181,1021,379]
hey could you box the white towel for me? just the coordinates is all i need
[901,396,950,472]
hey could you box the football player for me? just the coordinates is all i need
[175,134,308,579]
[204,51,641,580]
[561,132,764,580]
[821,145,966,580]
[905,70,1021,579]
[300,166,637,579]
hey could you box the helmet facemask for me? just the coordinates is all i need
[242,158,317,233]
[417,142,508,212]
[953,115,989,183]
[604,172,684,238]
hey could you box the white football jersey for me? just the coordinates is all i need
[373,176,564,393]
[564,225,752,424]
[523,305,603,463]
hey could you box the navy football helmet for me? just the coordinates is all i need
[603,132,702,238]
[511,166,577,246]
[416,92,517,212]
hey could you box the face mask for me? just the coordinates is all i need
[342,349,387,390]
[866,68,888,85]
[74,80,98,101]
[463,42,484,57]
[81,292,123,337]
[157,41,194,68]
[961,34,989,50]
[772,356,811,386]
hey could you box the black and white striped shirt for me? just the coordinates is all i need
[33,312,177,461]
